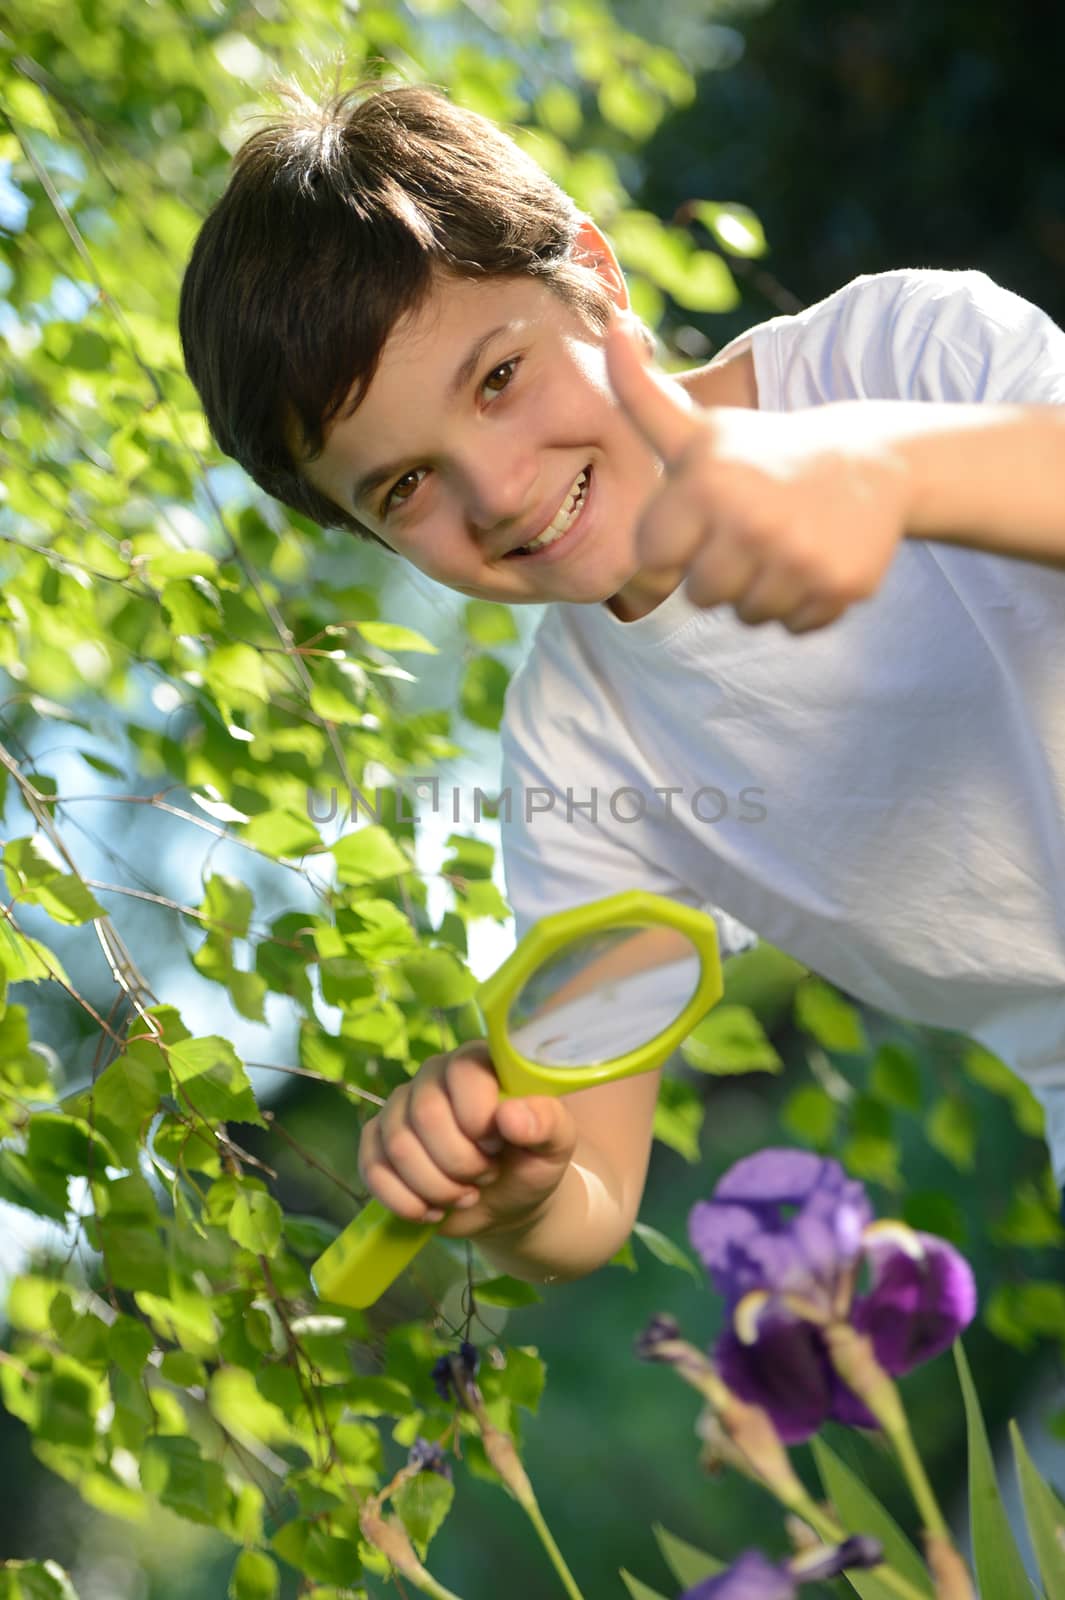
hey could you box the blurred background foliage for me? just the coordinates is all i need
[0,0,1063,1597]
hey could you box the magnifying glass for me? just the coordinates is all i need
[310,889,723,1310]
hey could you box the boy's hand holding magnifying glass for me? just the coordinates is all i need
[312,891,724,1309]
[357,1040,581,1241]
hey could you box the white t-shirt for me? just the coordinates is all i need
[498,268,1065,1179]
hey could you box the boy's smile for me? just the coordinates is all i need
[301,222,756,620]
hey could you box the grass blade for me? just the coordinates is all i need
[618,1571,670,1600]
[811,1437,934,1597]
[953,1340,1035,1598]
[651,1524,725,1587]
[1010,1418,1065,1599]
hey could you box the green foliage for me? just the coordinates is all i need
[0,0,775,1582]
[0,1563,80,1600]
[810,1440,933,1598]
[651,1524,724,1586]
[953,1342,1035,1599]
[1,1,1062,1595]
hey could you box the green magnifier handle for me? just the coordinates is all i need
[310,1195,438,1311]
[310,889,723,1311]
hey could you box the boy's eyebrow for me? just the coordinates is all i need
[351,321,516,509]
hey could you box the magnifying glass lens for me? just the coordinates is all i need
[506,923,702,1067]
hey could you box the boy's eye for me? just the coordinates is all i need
[380,356,521,517]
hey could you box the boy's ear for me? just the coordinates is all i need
[570,216,629,310]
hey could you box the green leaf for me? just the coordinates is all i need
[925,1096,976,1172]
[34,875,106,926]
[108,1315,155,1380]
[690,200,768,258]
[652,1076,703,1163]
[0,1561,81,1600]
[331,825,412,885]
[464,600,519,646]
[0,923,71,987]
[3,836,63,892]
[166,1036,266,1128]
[356,620,438,654]
[811,1438,933,1597]
[986,1281,1065,1350]
[242,807,322,859]
[270,1521,362,1586]
[652,1524,725,1586]
[26,1112,121,1176]
[340,1376,415,1417]
[609,1238,637,1271]
[399,948,479,1008]
[145,549,219,582]
[140,1435,229,1525]
[228,1550,280,1600]
[37,1366,98,1449]
[459,655,510,730]
[0,1149,70,1220]
[782,1084,839,1147]
[1010,1420,1065,1599]
[203,874,254,938]
[870,1043,923,1112]
[202,642,270,706]
[618,1573,670,1600]
[962,1042,1045,1138]
[394,1471,454,1559]
[441,833,495,880]
[228,1188,283,1257]
[631,1222,701,1282]
[954,1340,1036,1599]
[679,1004,783,1076]
[470,1275,542,1307]
[991,1183,1065,1249]
[794,977,868,1053]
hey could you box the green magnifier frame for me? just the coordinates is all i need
[310,889,723,1310]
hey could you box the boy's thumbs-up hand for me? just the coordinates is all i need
[604,314,911,634]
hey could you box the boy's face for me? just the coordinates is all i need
[301,225,674,616]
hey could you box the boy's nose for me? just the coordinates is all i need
[462,451,538,534]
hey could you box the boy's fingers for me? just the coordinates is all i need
[605,317,699,467]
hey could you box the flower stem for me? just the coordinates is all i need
[637,1323,931,1600]
[824,1324,951,1541]
[452,1366,587,1600]
[885,1410,951,1541]
[521,1492,587,1600]
[358,1504,467,1600]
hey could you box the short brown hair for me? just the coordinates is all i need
[179,79,624,538]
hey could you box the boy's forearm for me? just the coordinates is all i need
[857,399,1065,572]
[475,1135,633,1284]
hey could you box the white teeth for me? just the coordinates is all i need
[518,470,588,554]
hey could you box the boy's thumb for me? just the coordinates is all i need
[497,1097,576,1159]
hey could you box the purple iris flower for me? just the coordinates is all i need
[689,1150,976,1443]
[680,1538,882,1599]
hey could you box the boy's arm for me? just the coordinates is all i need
[475,1067,662,1283]
[861,399,1065,573]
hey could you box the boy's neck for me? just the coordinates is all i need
[604,343,759,622]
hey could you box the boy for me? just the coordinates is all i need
[179,80,1065,1286]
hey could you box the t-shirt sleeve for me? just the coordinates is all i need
[497,644,759,961]
[752,267,1065,409]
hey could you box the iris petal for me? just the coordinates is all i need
[715,1320,835,1444]
[689,1151,873,1308]
[853,1229,977,1373]
[680,1550,795,1600]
